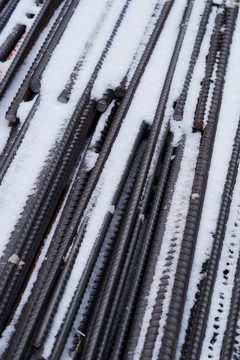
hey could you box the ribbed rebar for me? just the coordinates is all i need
[159,5,238,360]
[6,0,72,122]
[173,0,212,121]
[0,0,131,336]
[57,0,114,103]
[111,131,181,360]
[220,251,240,360]
[29,0,82,94]
[49,126,147,360]
[0,0,20,33]
[4,103,95,360]
[0,0,63,100]
[0,0,10,13]
[0,96,40,184]
[80,1,193,358]
[124,137,185,359]
[0,24,26,62]
[0,99,95,337]
[94,131,173,360]
[186,114,240,359]
[194,6,225,130]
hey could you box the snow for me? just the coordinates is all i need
[133,133,200,359]
[0,0,240,358]
[0,182,71,354]
[0,1,64,153]
[171,7,217,140]
[0,0,40,50]
[176,5,240,357]
[92,0,161,98]
[0,0,128,255]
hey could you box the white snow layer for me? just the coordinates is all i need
[0,0,240,359]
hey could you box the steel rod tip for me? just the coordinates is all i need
[30,79,41,94]
[5,112,17,123]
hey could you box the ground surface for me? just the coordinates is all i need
[0,0,240,359]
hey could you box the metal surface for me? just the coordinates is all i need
[0,0,63,101]
[173,0,212,121]
[80,1,193,358]
[159,5,238,359]
[0,24,26,62]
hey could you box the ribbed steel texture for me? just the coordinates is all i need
[194,6,225,131]
[173,0,212,121]
[0,0,131,341]
[0,24,26,62]
[0,0,63,101]
[124,136,185,360]
[159,4,239,360]
[0,96,40,184]
[186,111,240,358]
[29,0,82,94]
[220,251,240,360]
[49,121,147,359]
[4,102,95,359]
[6,0,74,122]
[80,1,193,358]
[0,0,20,33]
